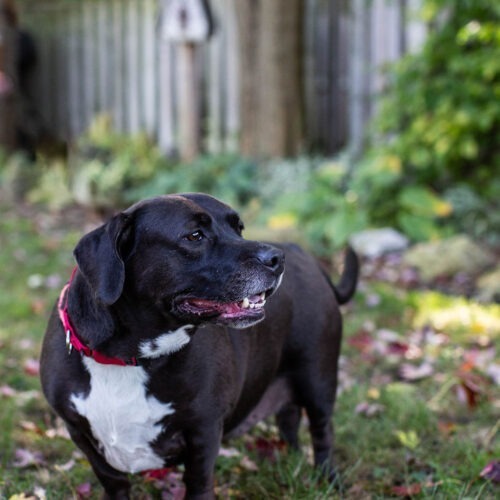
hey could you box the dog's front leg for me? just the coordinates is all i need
[182,421,223,500]
[66,424,131,499]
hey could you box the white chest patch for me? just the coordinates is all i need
[71,358,174,473]
[139,325,193,359]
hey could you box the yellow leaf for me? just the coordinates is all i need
[394,430,420,450]
[434,200,453,217]
[267,213,297,230]
[367,388,381,400]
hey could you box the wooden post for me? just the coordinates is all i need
[158,0,213,161]
[0,0,17,153]
[178,42,198,162]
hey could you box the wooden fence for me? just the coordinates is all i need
[17,0,426,156]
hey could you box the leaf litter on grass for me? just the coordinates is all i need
[1,201,499,499]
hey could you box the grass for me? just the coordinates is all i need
[0,200,498,499]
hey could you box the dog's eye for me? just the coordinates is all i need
[185,230,204,242]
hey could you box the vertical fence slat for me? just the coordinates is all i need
[207,0,222,154]
[126,0,140,134]
[158,40,176,155]
[141,0,157,137]
[224,0,239,153]
[67,8,81,138]
[19,0,426,156]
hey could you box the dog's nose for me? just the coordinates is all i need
[256,246,285,274]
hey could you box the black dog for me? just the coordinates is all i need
[40,193,358,499]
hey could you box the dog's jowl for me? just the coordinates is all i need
[40,193,358,499]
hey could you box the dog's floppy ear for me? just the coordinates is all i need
[74,213,131,305]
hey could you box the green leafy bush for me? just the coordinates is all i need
[377,0,499,188]
[128,154,258,208]
[71,115,170,209]
[370,0,499,216]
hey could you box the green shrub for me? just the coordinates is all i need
[71,114,171,209]
[128,154,258,208]
[377,0,499,187]
[369,0,499,221]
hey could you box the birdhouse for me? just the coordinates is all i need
[159,0,214,44]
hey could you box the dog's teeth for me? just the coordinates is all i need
[260,292,266,301]
[249,303,255,309]
[242,297,250,309]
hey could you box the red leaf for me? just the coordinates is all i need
[142,467,174,481]
[455,372,489,409]
[347,331,374,352]
[246,437,286,461]
[391,483,422,496]
[480,460,500,483]
[23,358,40,377]
[76,482,92,498]
[387,341,409,356]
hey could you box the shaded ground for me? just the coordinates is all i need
[0,200,498,499]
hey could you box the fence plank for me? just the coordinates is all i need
[17,0,426,156]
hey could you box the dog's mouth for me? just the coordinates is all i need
[175,289,273,328]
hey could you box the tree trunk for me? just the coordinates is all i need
[235,0,305,158]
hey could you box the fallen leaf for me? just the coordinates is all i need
[399,362,434,381]
[239,455,259,471]
[367,387,380,399]
[18,339,35,350]
[463,347,495,369]
[376,329,401,343]
[355,401,384,417]
[218,446,241,458]
[54,459,76,472]
[480,460,500,483]
[23,358,40,377]
[142,468,173,481]
[387,341,410,356]
[12,448,46,468]
[455,371,489,409]
[31,299,46,315]
[33,486,47,500]
[246,437,286,461]
[75,482,92,499]
[365,293,381,307]
[20,421,43,434]
[486,364,500,385]
[394,430,420,450]
[0,384,17,397]
[391,483,422,496]
[161,470,186,500]
[347,331,374,352]
[437,421,458,436]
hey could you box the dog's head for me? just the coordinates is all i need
[74,193,284,329]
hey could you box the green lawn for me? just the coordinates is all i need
[0,201,498,499]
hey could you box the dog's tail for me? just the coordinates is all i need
[322,246,359,305]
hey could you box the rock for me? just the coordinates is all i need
[403,235,496,282]
[476,267,500,303]
[349,228,409,258]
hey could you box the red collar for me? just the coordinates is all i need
[58,268,137,367]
